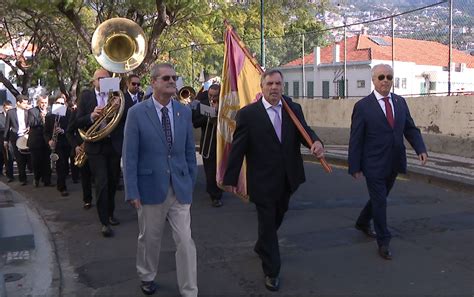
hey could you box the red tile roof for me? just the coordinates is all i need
[283,34,474,68]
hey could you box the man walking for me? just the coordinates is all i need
[349,63,428,260]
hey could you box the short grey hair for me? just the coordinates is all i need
[151,63,175,79]
[371,64,393,77]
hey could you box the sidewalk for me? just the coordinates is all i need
[302,144,474,188]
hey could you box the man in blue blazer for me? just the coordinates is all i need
[348,64,428,260]
[123,63,198,297]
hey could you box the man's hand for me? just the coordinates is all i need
[129,199,141,209]
[310,140,324,159]
[352,172,363,179]
[75,145,84,156]
[91,106,104,121]
[419,152,428,166]
[48,140,55,150]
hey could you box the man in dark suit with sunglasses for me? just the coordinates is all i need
[349,63,428,260]
[124,74,144,106]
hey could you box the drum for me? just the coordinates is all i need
[16,135,30,154]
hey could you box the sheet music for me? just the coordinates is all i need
[199,103,216,118]
[51,104,67,116]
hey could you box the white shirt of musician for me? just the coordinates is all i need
[16,108,28,137]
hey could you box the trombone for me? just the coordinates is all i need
[201,116,216,159]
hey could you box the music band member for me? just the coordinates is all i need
[223,69,325,292]
[75,68,131,237]
[44,95,71,196]
[0,101,14,181]
[66,98,93,209]
[192,84,223,207]
[4,95,31,185]
[125,74,144,105]
[28,95,53,187]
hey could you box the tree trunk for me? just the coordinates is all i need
[0,72,20,98]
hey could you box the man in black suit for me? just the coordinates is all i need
[66,99,93,209]
[4,95,31,185]
[348,63,428,260]
[124,74,144,105]
[27,95,52,187]
[44,95,71,196]
[192,84,223,207]
[0,101,14,180]
[223,69,325,291]
[75,68,132,237]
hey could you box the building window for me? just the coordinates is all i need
[293,81,299,98]
[401,78,407,89]
[357,80,365,88]
[394,77,400,88]
[307,81,314,97]
[284,82,289,96]
[429,81,436,91]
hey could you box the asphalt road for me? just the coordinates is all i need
[7,156,474,297]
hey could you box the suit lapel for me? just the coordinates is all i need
[391,94,402,130]
[171,100,182,151]
[144,99,167,146]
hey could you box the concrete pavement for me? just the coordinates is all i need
[0,148,473,296]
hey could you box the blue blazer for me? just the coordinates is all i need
[123,98,197,204]
[348,92,427,179]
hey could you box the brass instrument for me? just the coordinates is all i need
[201,116,216,159]
[49,115,60,170]
[178,86,196,105]
[74,17,147,167]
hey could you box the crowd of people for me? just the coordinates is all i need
[1,62,428,296]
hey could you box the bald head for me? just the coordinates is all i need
[93,68,110,91]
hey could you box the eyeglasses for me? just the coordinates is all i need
[377,74,393,81]
[158,75,178,82]
[131,82,141,86]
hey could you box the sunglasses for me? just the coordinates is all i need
[158,75,178,82]
[378,74,393,81]
[131,82,141,86]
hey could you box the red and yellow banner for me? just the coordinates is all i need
[216,24,263,200]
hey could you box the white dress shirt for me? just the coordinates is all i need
[16,108,27,136]
[374,90,395,119]
[152,97,175,139]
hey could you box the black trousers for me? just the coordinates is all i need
[202,154,223,201]
[87,142,121,226]
[1,141,14,178]
[30,147,52,184]
[12,142,29,182]
[254,186,291,278]
[80,161,93,204]
[54,146,70,191]
[357,172,398,247]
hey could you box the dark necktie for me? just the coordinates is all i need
[382,97,394,128]
[271,106,282,142]
[161,106,172,150]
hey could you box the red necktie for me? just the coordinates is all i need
[382,97,394,128]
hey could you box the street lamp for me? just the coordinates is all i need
[190,42,196,89]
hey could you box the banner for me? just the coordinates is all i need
[216,23,263,200]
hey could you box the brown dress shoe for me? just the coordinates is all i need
[378,245,393,260]
[264,276,280,291]
[355,223,377,238]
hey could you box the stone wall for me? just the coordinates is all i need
[294,95,474,158]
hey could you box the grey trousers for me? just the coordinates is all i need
[136,187,198,297]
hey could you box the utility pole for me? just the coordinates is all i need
[260,0,265,68]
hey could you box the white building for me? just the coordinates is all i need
[277,34,474,99]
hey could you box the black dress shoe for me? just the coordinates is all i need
[211,199,223,207]
[83,203,92,210]
[60,190,69,197]
[140,280,158,295]
[34,180,40,187]
[109,217,120,226]
[7,177,14,183]
[21,180,27,186]
[264,276,280,291]
[355,223,377,238]
[101,225,113,237]
[378,245,393,260]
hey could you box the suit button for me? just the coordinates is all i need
[168,155,171,158]
[167,170,170,174]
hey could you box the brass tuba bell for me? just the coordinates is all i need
[178,86,196,105]
[74,18,147,167]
